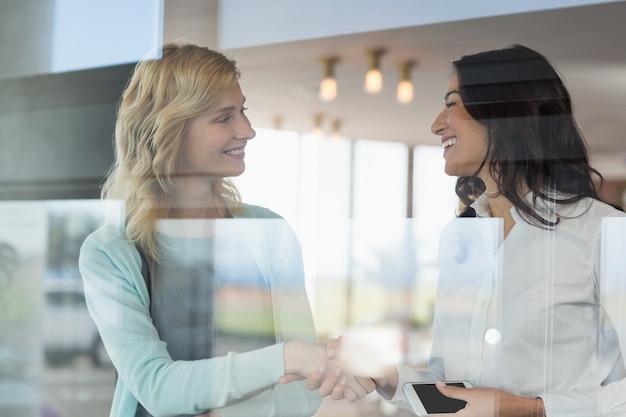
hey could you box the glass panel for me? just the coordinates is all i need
[232,128,302,225]
[2,2,625,417]
[51,0,163,75]
[353,139,408,219]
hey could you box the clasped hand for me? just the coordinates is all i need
[281,338,376,402]
[284,338,545,416]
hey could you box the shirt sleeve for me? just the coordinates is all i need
[539,378,626,417]
[79,231,288,417]
[382,364,443,410]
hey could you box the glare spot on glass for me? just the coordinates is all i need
[52,0,163,73]
[485,328,501,345]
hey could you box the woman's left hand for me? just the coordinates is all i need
[435,382,545,417]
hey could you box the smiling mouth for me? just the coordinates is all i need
[442,138,457,149]
[224,148,245,155]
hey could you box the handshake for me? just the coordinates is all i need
[281,336,399,402]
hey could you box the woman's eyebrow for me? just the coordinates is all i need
[213,105,235,114]
[444,90,460,101]
[213,97,247,114]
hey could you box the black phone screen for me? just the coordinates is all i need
[411,382,467,414]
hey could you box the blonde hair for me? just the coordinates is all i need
[103,42,242,260]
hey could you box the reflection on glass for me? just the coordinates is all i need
[601,217,626,363]
[52,0,163,74]
[0,202,47,416]
[152,219,285,360]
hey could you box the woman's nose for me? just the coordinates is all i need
[238,117,256,140]
[244,125,256,140]
[431,109,447,135]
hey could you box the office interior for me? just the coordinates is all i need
[1,1,626,416]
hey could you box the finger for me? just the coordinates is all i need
[330,377,348,401]
[317,368,344,397]
[436,381,469,401]
[343,387,359,403]
[356,376,376,393]
[326,339,339,359]
[344,377,367,399]
[305,364,329,390]
[279,373,304,384]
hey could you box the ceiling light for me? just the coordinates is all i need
[319,56,339,102]
[312,113,325,136]
[397,60,416,104]
[331,118,342,139]
[364,48,386,94]
[273,116,283,131]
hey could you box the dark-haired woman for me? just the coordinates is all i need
[312,45,626,417]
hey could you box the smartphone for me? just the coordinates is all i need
[402,381,472,416]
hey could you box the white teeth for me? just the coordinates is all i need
[442,138,457,149]
[225,148,244,155]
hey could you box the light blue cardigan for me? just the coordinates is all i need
[79,204,323,417]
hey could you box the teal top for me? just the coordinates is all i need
[79,204,322,417]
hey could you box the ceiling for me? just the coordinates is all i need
[168,1,626,179]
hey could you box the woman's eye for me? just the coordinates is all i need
[217,115,232,123]
[445,101,456,108]
[241,106,249,114]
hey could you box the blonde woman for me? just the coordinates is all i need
[79,42,373,417]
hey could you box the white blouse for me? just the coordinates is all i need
[390,194,626,417]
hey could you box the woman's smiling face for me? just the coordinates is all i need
[179,83,256,180]
[431,74,490,179]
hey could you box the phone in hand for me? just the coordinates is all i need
[402,381,472,416]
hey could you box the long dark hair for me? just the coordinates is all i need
[452,44,603,226]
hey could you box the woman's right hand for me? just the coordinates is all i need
[282,339,328,377]
[304,361,376,402]
[282,339,376,402]
[303,336,398,401]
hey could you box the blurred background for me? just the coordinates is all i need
[1,1,625,416]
